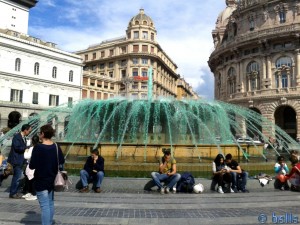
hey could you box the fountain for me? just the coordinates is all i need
[0,68,299,176]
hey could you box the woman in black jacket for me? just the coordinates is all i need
[29,124,65,225]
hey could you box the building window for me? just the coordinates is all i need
[34,62,39,75]
[275,56,293,88]
[52,67,57,78]
[99,63,104,69]
[109,62,114,68]
[142,45,148,52]
[132,68,138,76]
[121,70,126,78]
[15,58,21,71]
[134,31,139,39]
[276,56,292,68]
[49,94,59,106]
[133,58,138,64]
[142,70,147,77]
[121,60,127,66]
[227,67,236,94]
[279,11,286,23]
[142,31,148,39]
[101,51,105,58]
[69,70,73,82]
[132,82,138,89]
[68,97,73,108]
[91,65,96,71]
[151,33,154,41]
[121,46,127,53]
[93,52,96,59]
[109,49,114,56]
[246,61,260,91]
[109,71,114,78]
[10,89,23,102]
[32,92,38,104]
[249,16,255,31]
[142,58,148,64]
[133,45,139,52]
[151,46,154,53]
[281,73,288,88]
[84,54,88,61]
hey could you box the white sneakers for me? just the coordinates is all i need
[22,193,31,198]
[217,186,224,194]
[22,193,37,200]
[25,195,37,201]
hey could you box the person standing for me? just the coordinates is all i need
[7,124,32,198]
[29,125,65,225]
[22,134,40,200]
[151,148,181,194]
[225,153,249,193]
[79,148,105,193]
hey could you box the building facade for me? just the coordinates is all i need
[0,0,82,134]
[208,0,300,139]
[77,9,196,100]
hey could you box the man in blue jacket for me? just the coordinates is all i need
[79,148,104,193]
[8,124,32,198]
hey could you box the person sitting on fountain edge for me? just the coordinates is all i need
[151,148,181,194]
[79,148,104,193]
[225,153,249,193]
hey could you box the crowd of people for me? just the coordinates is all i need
[1,126,300,224]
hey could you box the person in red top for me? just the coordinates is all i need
[285,155,300,192]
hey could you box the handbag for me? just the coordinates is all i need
[54,143,70,192]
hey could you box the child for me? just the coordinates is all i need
[22,135,39,200]
[274,155,289,190]
[285,155,300,192]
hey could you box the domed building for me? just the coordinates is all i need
[77,9,197,100]
[208,0,300,140]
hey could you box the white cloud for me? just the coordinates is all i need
[29,0,226,99]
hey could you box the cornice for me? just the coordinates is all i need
[0,71,81,90]
[0,33,82,65]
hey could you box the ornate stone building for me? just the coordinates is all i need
[0,0,82,134]
[76,9,197,100]
[208,0,300,139]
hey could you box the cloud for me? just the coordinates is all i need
[29,0,226,99]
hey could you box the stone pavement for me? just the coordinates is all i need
[0,176,299,225]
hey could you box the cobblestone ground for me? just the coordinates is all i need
[0,176,299,225]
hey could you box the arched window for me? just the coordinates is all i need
[227,67,236,95]
[34,62,39,75]
[52,66,57,78]
[246,61,259,73]
[275,56,292,68]
[69,70,73,82]
[15,58,21,71]
[275,56,293,88]
[246,61,260,91]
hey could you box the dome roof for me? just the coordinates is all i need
[216,2,237,28]
[128,9,155,28]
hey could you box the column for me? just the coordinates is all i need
[296,49,300,86]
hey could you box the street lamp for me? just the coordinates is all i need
[122,76,134,98]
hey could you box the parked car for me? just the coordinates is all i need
[236,137,261,144]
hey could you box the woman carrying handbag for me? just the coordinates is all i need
[29,125,65,225]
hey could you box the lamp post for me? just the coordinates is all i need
[122,76,134,98]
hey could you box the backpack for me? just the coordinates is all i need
[176,172,195,193]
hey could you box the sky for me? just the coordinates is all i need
[28,0,226,99]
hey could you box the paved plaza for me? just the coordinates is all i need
[0,176,299,225]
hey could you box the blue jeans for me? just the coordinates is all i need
[9,165,23,196]
[80,170,104,188]
[231,171,248,190]
[36,190,54,225]
[151,172,181,189]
